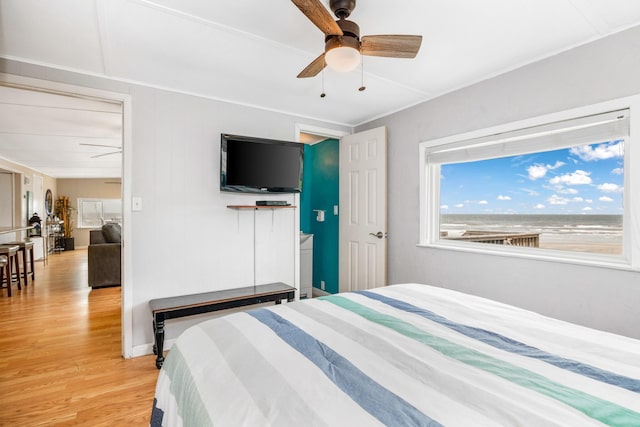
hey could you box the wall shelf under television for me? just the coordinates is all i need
[226,205,297,210]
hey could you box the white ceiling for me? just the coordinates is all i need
[0,85,123,178]
[2,0,640,178]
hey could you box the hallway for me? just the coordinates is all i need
[0,249,158,426]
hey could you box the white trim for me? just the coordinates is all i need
[94,0,113,76]
[132,338,177,358]
[294,123,351,142]
[0,72,135,358]
[1,54,355,128]
[419,94,640,271]
[121,92,133,359]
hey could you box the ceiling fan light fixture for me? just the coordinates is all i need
[325,36,360,72]
[293,0,422,79]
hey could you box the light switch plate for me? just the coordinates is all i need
[132,196,143,211]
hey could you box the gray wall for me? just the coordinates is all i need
[0,59,350,352]
[356,26,640,339]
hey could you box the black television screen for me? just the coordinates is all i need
[220,134,304,193]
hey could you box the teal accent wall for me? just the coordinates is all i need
[300,139,339,294]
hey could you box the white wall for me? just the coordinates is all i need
[0,59,350,353]
[356,26,640,339]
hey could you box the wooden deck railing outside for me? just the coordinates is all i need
[442,230,540,247]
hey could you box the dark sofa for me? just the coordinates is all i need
[88,223,121,288]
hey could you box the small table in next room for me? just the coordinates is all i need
[149,282,296,368]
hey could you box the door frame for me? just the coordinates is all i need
[0,73,134,358]
[295,123,350,295]
[294,123,350,143]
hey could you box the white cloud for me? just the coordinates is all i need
[599,196,614,202]
[527,161,565,181]
[598,183,623,193]
[586,199,593,204]
[455,204,464,208]
[549,170,592,185]
[569,141,624,161]
[520,188,539,197]
[582,206,593,211]
[556,187,579,195]
[612,167,624,175]
[548,194,569,205]
[440,205,449,210]
[527,165,547,180]
[534,204,545,209]
[497,195,511,201]
[478,200,488,205]
[572,197,584,202]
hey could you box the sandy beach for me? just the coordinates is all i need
[539,234,622,255]
[538,241,622,254]
[440,214,624,255]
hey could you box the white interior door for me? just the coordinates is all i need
[339,126,387,292]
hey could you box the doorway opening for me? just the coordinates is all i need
[296,125,348,297]
[0,73,133,357]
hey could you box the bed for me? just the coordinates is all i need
[151,283,640,426]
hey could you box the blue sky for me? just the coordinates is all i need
[440,140,624,215]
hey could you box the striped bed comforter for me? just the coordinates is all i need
[151,283,640,426]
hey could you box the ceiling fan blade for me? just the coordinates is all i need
[291,0,343,36]
[80,143,122,149]
[361,35,423,58]
[297,53,326,78]
[91,151,122,159]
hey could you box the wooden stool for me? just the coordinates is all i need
[0,255,8,296]
[0,245,21,295]
[5,241,35,284]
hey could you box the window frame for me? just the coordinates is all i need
[77,197,122,229]
[419,95,640,272]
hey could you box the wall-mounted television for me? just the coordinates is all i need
[220,133,304,194]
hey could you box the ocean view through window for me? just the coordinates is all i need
[420,99,640,270]
[439,142,624,255]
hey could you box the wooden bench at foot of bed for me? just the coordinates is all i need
[149,282,296,368]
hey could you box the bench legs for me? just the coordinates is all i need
[153,317,165,369]
[150,287,296,369]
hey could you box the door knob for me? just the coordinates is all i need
[369,231,385,239]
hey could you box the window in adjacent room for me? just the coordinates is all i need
[78,198,122,228]
[419,100,639,270]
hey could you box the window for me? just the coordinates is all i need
[420,97,640,271]
[77,198,122,228]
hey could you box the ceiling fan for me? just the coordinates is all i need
[80,143,122,158]
[292,0,422,78]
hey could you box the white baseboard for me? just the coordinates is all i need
[132,338,177,358]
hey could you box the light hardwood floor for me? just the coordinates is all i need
[0,249,158,426]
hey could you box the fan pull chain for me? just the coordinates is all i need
[359,55,366,92]
[320,69,326,98]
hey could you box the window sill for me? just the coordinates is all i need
[416,241,637,273]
